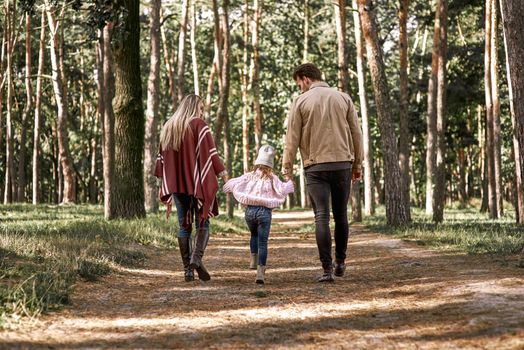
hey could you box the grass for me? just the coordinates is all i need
[0,204,247,328]
[361,205,524,256]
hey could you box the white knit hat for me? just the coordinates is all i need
[254,145,275,169]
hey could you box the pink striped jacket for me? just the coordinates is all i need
[154,118,226,222]
[223,170,294,208]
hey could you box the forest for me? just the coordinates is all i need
[0,0,523,347]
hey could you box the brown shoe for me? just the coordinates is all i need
[334,260,346,277]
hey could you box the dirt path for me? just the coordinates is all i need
[2,211,523,349]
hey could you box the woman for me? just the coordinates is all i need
[154,94,228,282]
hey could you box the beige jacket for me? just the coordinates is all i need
[282,81,364,176]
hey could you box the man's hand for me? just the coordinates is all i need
[351,170,361,183]
[222,175,229,183]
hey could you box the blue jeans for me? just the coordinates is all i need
[245,205,272,266]
[306,167,352,269]
[173,194,210,238]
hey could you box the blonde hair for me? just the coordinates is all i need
[253,164,273,179]
[160,94,204,151]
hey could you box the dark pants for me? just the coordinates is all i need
[173,193,210,238]
[245,205,272,266]
[306,167,352,269]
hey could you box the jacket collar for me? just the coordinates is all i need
[309,81,329,90]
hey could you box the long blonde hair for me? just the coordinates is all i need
[253,164,273,180]
[160,94,204,151]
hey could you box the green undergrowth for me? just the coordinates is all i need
[0,204,246,327]
[362,205,523,256]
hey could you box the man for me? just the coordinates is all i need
[282,63,364,282]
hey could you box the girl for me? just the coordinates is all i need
[154,94,228,282]
[223,145,294,284]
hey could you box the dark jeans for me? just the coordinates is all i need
[306,167,352,269]
[245,205,272,266]
[173,193,210,238]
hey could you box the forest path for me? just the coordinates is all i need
[2,210,523,349]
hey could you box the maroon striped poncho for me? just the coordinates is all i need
[154,118,226,223]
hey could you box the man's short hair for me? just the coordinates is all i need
[293,63,322,81]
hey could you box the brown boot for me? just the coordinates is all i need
[256,265,266,284]
[177,237,194,282]
[249,254,258,270]
[189,228,211,281]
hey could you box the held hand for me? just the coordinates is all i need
[351,171,361,183]
[222,175,229,183]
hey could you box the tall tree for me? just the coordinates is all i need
[46,0,76,204]
[433,0,447,223]
[334,0,349,92]
[17,12,32,202]
[112,0,146,218]
[398,0,411,218]
[160,8,176,107]
[190,0,199,96]
[177,0,189,104]
[335,0,361,220]
[490,0,503,217]
[500,0,524,224]
[358,0,409,226]
[241,0,250,172]
[352,0,374,216]
[102,25,116,219]
[425,0,441,215]
[250,0,263,153]
[4,0,15,204]
[219,0,233,218]
[484,0,499,219]
[144,0,161,213]
[32,8,46,204]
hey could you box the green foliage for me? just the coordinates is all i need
[0,204,246,326]
[363,206,524,255]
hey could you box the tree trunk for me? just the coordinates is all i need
[33,8,46,204]
[500,0,522,222]
[484,0,498,219]
[190,0,200,96]
[490,0,503,217]
[46,1,76,204]
[500,0,524,224]
[218,0,233,218]
[17,13,32,202]
[4,0,15,204]
[250,0,263,153]
[458,148,467,205]
[433,0,447,223]
[352,0,374,216]
[303,0,309,62]
[203,54,218,122]
[241,0,250,173]
[358,0,409,226]
[102,25,116,219]
[212,0,224,141]
[0,12,6,153]
[177,0,189,104]
[144,0,161,213]
[351,183,362,222]
[335,0,360,219]
[425,0,441,215]
[160,8,177,108]
[399,0,411,219]
[112,0,146,218]
[334,0,349,92]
